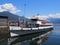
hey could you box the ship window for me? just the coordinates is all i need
[31,19,38,21]
[35,24,39,27]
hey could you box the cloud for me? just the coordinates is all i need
[25,16,31,19]
[37,13,60,20]
[49,13,60,18]
[0,3,21,14]
[31,13,60,20]
[37,15,49,20]
[31,15,49,20]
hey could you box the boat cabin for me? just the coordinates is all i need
[30,16,53,27]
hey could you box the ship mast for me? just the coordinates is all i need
[23,0,27,27]
[24,2,26,16]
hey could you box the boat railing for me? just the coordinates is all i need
[9,26,53,30]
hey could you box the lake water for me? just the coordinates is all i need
[0,23,60,45]
[42,24,60,45]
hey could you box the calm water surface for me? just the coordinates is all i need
[42,24,60,45]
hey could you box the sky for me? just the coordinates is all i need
[0,0,60,19]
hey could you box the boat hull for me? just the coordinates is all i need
[9,27,53,37]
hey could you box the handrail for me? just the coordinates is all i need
[9,26,53,30]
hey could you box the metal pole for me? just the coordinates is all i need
[23,0,26,28]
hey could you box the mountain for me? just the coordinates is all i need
[47,18,60,23]
[0,11,28,21]
[0,11,19,20]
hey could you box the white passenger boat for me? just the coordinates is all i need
[9,16,53,37]
[0,12,53,37]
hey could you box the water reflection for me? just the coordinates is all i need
[9,31,52,45]
[0,34,8,45]
[42,24,60,45]
[0,30,53,45]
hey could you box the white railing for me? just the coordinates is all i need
[9,26,53,30]
[9,26,21,30]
